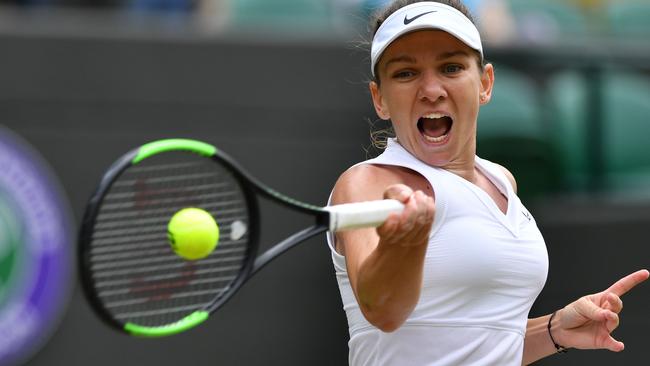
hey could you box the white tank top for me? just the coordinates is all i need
[328,139,548,366]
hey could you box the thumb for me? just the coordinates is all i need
[603,335,625,352]
[575,297,611,323]
[383,184,413,203]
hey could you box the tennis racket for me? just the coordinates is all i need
[78,138,403,337]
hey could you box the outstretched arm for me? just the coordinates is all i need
[522,269,649,365]
[331,165,435,332]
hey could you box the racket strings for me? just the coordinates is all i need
[88,152,251,328]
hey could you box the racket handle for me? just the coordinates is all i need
[327,199,404,232]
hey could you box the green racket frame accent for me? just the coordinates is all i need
[81,137,328,337]
[132,139,217,164]
[124,310,209,337]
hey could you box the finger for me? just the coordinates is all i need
[422,195,435,230]
[578,297,612,322]
[603,335,625,352]
[379,191,434,245]
[603,292,623,314]
[413,191,431,225]
[409,206,433,241]
[398,192,434,243]
[383,184,413,203]
[379,193,419,243]
[400,192,431,241]
[376,212,401,238]
[604,311,619,333]
[605,269,650,297]
[398,193,418,232]
[416,191,435,223]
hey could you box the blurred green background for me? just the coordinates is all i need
[0,0,649,365]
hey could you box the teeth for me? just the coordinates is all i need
[419,113,451,143]
[422,113,447,119]
[423,133,448,143]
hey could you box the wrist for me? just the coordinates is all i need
[548,310,569,353]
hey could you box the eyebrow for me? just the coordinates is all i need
[436,50,471,60]
[382,55,417,71]
[382,50,472,71]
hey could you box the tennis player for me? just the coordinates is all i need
[328,1,649,364]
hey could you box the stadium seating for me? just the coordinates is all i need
[230,0,331,30]
[606,1,650,38]
[477,66,560,200]
[546,70,650,194]
[507,0,589,40]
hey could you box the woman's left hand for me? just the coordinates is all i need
[553,269,649,352]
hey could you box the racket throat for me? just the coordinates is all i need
[251,225,328,276]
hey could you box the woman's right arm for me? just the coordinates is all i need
[331,164,435,332]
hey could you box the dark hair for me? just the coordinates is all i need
[370,0,484,82]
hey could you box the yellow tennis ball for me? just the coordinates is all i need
[167,208,219,260]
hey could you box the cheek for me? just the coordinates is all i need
[384,90,415,119]
[451,82,481,119]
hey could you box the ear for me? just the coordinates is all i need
[369,81,390,120]
[479,63,495,105]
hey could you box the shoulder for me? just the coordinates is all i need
[494,163,518,193]
[477,156,517,192]
[331,163,429,205]
[331,164,402,205]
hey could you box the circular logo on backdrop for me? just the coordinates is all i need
[0,126,73,366]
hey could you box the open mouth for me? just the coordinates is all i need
[418,113,453,143]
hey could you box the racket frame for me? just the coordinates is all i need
[78,139,399,337]
[79,140,274,336]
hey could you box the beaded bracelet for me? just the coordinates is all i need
[548,311,568,353]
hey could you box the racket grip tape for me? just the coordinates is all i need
[327,199,404,231]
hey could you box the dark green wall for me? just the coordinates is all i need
[1,31,648,365]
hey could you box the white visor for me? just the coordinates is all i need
[370,2,483,77]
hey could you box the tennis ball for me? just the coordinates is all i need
[167,208,219,260]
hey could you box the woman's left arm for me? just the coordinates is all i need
[521,269,649,365]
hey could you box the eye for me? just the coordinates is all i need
[392,69,416,79]
[443,64,464,74]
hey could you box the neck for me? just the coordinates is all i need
[442,156,478,183]
[439,139,478,182]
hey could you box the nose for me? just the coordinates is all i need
[417,71,447,103]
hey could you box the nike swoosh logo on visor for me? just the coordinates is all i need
[403,10,437,25]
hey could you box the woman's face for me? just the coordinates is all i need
[370,30,493,168]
